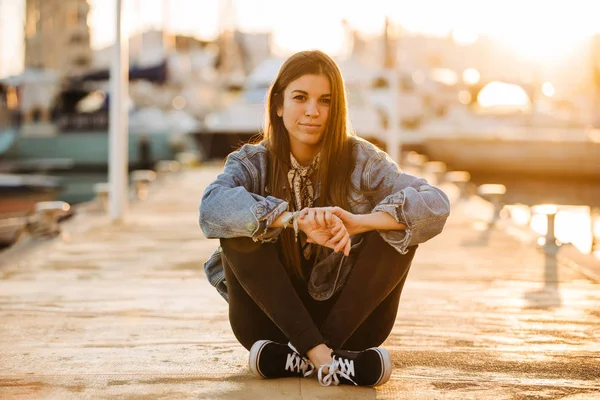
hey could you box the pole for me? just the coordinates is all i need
[135,0,142,64]
[0,0,4,79]
[383,17,401,164]
[109,0,129,222]
[162,0,173,55]
[592,34,600,127]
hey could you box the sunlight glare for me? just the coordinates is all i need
[533,204,558,215]
[508,205,531,226]
[431,68,458,86]
[530,206,594,253]
[83,0,600,66]
[462,68,480,85]
[542,82,555,97]
[483,0,600,62]
[452,29,479,46]
[477,81,530,109]
[270,0,347,55]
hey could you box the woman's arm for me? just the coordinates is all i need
[299,207,405,236]
[270,211,293,228]
[299,143,450,253]
[361,148,450,252]
[275,210,352,255]
[344,210,406,235]
[199,151,288,241]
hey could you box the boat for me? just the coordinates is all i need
[196,58,386,159]
[0,126,178,172]
[421,113,600,180]
[0,62,195,172]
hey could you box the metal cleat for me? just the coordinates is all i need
[175,152,200,168]
[93,182,109,211]
[131,170,157,200]
[30,201,71,237]
[477,184,507,223]
[532,204,560,256]
[155,160,181,176]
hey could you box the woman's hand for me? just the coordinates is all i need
[297,209,351,256]
[302,206,365,236]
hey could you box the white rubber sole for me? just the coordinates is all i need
[249,340,272,378]
[372,347,392,386]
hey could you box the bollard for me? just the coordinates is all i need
[445,171,471,200]
[533,204,560,255]
[93,182,109,211]
[424,161,447,185]
[175,152,200,168]
[155,160,181,176]
[477,184,506,223]
[131,169,157,200]
[30,201,70,236]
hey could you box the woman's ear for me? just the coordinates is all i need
[277,107,283,117]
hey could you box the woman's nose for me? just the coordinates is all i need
[305,101,319,117]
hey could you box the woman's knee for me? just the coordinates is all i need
[361,231,412,252]
[220,236,263,255]
[360,232,418,268]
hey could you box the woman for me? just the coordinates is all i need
[199,50,450,387]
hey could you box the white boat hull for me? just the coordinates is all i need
[423,128,600,179]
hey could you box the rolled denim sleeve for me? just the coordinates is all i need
[367,151,450,254]
[199,152,288,243]
[249,196,289,242]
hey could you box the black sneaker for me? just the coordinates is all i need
[317,347,392,387]
[249,340,315,379]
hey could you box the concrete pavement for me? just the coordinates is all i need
[0,165,599,399]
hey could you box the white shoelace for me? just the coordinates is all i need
[317,356,357,386]
[286,344,315,377]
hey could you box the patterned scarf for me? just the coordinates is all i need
[288,153,320,259]
[287,153,319,212]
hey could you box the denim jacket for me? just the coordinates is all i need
[199,136,450,302]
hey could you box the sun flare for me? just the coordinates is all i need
[83,0,600,64]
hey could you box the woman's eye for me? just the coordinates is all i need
[320,98,331,104]
[293,95,306,101]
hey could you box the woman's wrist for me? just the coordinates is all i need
[361,211,406,232]
[351,213,368,235]
[272,211,300,240]
[272,211,293,228]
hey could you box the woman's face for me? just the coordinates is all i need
[278,74,331,163]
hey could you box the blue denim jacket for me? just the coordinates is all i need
[199,136,450,301]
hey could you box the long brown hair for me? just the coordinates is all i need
[263,50,356,278]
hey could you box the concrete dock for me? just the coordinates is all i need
[1,165,599,399]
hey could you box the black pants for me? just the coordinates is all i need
[220,231,417,356]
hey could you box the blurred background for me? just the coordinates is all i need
[0,0,599,255]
